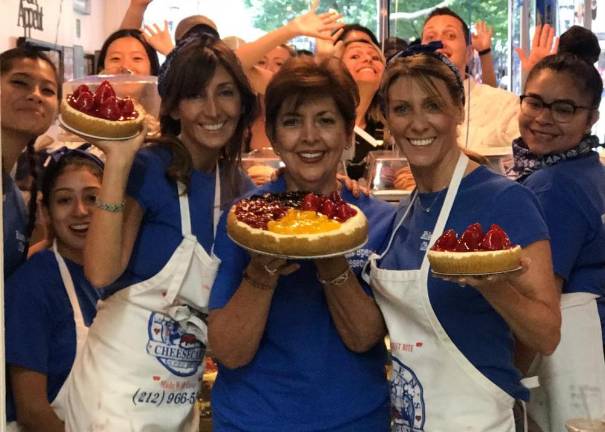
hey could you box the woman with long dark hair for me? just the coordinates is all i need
[55,34,257,431]
[0,46,59,277]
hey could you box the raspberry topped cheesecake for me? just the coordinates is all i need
[227,191,368,257]
[427,223,522,274]
[61,80,145,138]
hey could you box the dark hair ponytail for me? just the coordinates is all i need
[24,139,39,257]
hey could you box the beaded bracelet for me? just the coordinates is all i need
[243,271,275,291]
[317,267,351,286]
[95,198,126,213]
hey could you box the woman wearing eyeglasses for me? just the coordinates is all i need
[510,53,605,430]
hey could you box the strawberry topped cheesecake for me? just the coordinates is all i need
[61,80,145,138]
[427,223,522,274]
[227,191,368,257]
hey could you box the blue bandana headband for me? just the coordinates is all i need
[388,41,465,106]
[43,144,104,170]
[158,32,218,99]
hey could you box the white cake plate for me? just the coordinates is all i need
[431,266,523,278]
[59,115,140,141]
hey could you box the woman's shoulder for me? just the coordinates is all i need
[343,189,395,219]
[5,249,60,295]
[525,153,604,193]
[135,144,172,170]
[465,166,531,196]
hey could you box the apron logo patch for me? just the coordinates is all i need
[146,312,205,377]
[391,357,426,432]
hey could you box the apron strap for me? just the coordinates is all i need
[419,153,468,270]
[362,153,469,282]
[52,242,87,335]
[177,163,221,241]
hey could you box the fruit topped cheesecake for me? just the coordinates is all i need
[60,80,145,138]
[427,223,522,274]
[227,191,368,257]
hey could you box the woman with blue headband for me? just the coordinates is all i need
[5,146,103,431]
[365,49,561,431]
[55,35,257,431]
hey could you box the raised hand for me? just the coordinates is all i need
[143,20,175,56]
[515,24,559,73]
[290,0,343,40]
[472,20,493,52]
[315,27,345,59]
[87,124,147,160]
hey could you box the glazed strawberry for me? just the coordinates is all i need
[335,202,350,222]
[94,80,116,106]
[73,92,95,113]
[98,96,121,121]
[320,199,336,219]
[456,223,484,252]
[301,193,320,211]
[72,84,91,100]
[119,98,136,118]
[433,229,458,251]
[480,224,512,251]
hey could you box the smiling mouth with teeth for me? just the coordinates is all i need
[408,137,435,146]
[202,122,225,131]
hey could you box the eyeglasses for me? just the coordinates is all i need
[520,95,593,123]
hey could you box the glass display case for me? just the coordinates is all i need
[365,151,413,203]
[242,147,285,186]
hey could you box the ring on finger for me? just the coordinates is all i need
[264,264,279,275]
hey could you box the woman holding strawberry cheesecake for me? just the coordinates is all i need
[365,47,561,431]
[54,34,257,431]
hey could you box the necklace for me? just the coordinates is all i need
[415,189,446,214]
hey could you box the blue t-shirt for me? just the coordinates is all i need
[522,152,605,343]
[4,249,100,421]
[379,166,549,401]
[105,146,254,296]
[209,176,395,431]
[3,172,28,278]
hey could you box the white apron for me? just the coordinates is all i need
[55,171,221,432]
[367,154,518,432]
[527,292,605,432]
[7,243,89,432]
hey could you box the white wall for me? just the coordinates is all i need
[0,0,127,54]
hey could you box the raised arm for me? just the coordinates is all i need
[454,240,561,355]
[472,20,497,88]
[315,256,387,352]
[235,2,342,71]
[83,130,146,288]
[120,0,152,30]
